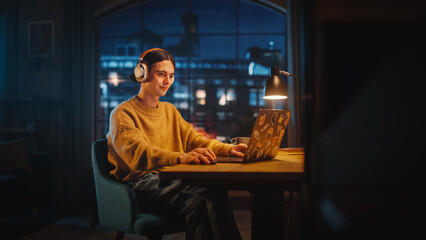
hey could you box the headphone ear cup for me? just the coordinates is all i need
[134,63,149,82]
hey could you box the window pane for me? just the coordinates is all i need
[99,38,130,56]
[173,55,189,79]
[142,0,188,35]
[191,0,236,34]
[239,35,286,76]
[162,77,190,120]
[236,76,265,118]
[99,5,142,37]
[238,1,286,34]
[191,36,237,77]
[198,36,237,59]
[190,77,239,139]
[97,79,140,135]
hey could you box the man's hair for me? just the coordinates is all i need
[144,49,175,70]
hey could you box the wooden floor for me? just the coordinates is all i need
[3,190,301,240]
[12,191,253,240]
[18,209,251,240]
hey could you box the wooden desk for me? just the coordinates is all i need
[158,148,305,240]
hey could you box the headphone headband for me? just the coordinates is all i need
[138,48,166,62]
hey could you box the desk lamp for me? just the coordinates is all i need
[263,66,299,100]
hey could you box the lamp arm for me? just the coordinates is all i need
[280,70,301,79]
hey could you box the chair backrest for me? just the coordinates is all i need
[92,139,114,181]
[91,138,138,233]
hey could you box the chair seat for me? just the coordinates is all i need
[133,213,185,236]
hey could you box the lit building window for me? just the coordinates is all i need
[196,89,206,105]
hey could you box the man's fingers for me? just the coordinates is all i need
[237,143,248,150]
[204,148,216,161]
[197,153,212,164]
[194,148,216,161]
[190,156,200,164]
[229,144,247,157]
[187,152,209,164]
[230,150,244,157]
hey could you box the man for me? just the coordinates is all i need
[107,48,247,239]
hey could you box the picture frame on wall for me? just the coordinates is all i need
[28,21,54,57]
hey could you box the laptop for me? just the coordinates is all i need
[216,109,291,163]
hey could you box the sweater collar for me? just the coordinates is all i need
[131,96,162,117]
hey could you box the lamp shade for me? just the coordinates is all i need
[263,66,288,99]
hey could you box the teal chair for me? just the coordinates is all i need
[91,139,185,240]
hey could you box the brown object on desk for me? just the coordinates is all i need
[158,148,305,240]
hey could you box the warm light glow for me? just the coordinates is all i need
[263,95,288,100]
[196,89,206,98]
[198,99,206,105]
[219,94,227,105]
[196,89,206,105]
[108,72,120,86]
[226,89,235,101]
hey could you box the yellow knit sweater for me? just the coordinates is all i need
[106,96,232,182]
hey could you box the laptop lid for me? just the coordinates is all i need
[242,109,291,162]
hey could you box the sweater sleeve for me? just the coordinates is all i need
[178,114,232,156]
[109,107,180,172]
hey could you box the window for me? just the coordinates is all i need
[96,0,286,140]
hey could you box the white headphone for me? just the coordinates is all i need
[134,48,166,82]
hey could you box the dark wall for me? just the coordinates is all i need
[0,0,94,171]
[0,0,95,218]
[305,0,426,239]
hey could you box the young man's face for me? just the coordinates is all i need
[144,60,175,97]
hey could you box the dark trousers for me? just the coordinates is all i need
[127,172,242,240]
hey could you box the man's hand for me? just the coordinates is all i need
[178,148,217,165]
[229,144,247,157]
